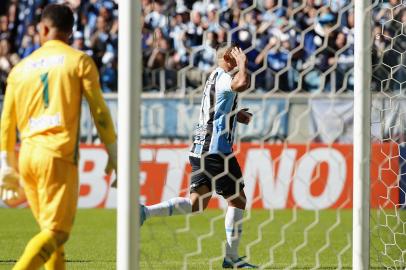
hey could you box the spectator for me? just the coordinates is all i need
[19,23,40,58]
[168,6,189,67]
[72,31,93,56]
[342,11,354,44]
[194,31,217,71]
[145,28,170,69]
[217,27,227,44]
[90,15,111,68]
[100,46,117,93]
[186,10,204,47]
[203,4,221,32]
[329,32,354,91]
[144,0,169,35]
[259,0,286,31]
[255,35,293,91]
[221,4,241,30]
[0,16,10,38]
[0,38,19,94]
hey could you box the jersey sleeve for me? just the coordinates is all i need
[0,80,17,153]
[215,71,233,93]
[79,54,116,145]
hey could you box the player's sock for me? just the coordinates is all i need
[224,206,244,261]
[13,230,58,270]
[44,246,65,270]
[145,197,192,218]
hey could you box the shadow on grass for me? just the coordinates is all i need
[0,259,116,264]
[0,260,16,263]
[66,259,116,263]
[259,266,387,269]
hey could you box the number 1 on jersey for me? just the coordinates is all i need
[40,72,49,108]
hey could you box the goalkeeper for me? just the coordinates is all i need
[0,4,117,270]
[140,44,257,269]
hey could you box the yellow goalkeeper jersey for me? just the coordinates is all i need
[1,39,116,163]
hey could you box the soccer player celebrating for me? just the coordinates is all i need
[0,4,117,270]
[140,44,257,269]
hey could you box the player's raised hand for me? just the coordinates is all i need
[230,47,247,67]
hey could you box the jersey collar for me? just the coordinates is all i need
[42,39,68,47]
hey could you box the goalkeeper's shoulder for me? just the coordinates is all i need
[75,49,96,65]
[6,58,28,84]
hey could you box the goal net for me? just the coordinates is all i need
[369,0,405,268]
[134,0,406,269]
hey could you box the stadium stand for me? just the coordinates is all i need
[0,0,404,95]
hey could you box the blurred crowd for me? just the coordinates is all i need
[0,0,405,94]
[0,0,119,94]
[141,0,405,93]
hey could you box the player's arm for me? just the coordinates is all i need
[79,54,117,186]
[226,47,252,123]
[0,81,20,200]
[230,47,249,93]
[1,82,17,155]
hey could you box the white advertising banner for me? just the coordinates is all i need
[309,98,406,143]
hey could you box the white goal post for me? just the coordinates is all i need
[353,0,372,269]
[117,0,142,269]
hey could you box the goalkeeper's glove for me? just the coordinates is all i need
[105,142,117,188]
[0,151,20,202]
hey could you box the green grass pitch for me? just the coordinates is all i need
[0,208,404,269]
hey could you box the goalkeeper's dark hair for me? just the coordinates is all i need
[41,4,74,33]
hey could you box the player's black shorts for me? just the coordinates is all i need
[189,154,244,197]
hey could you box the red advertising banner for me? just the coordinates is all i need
[1,143,399,209]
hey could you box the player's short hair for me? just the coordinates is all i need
[41,4,74,33]
[216,42,238,65]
